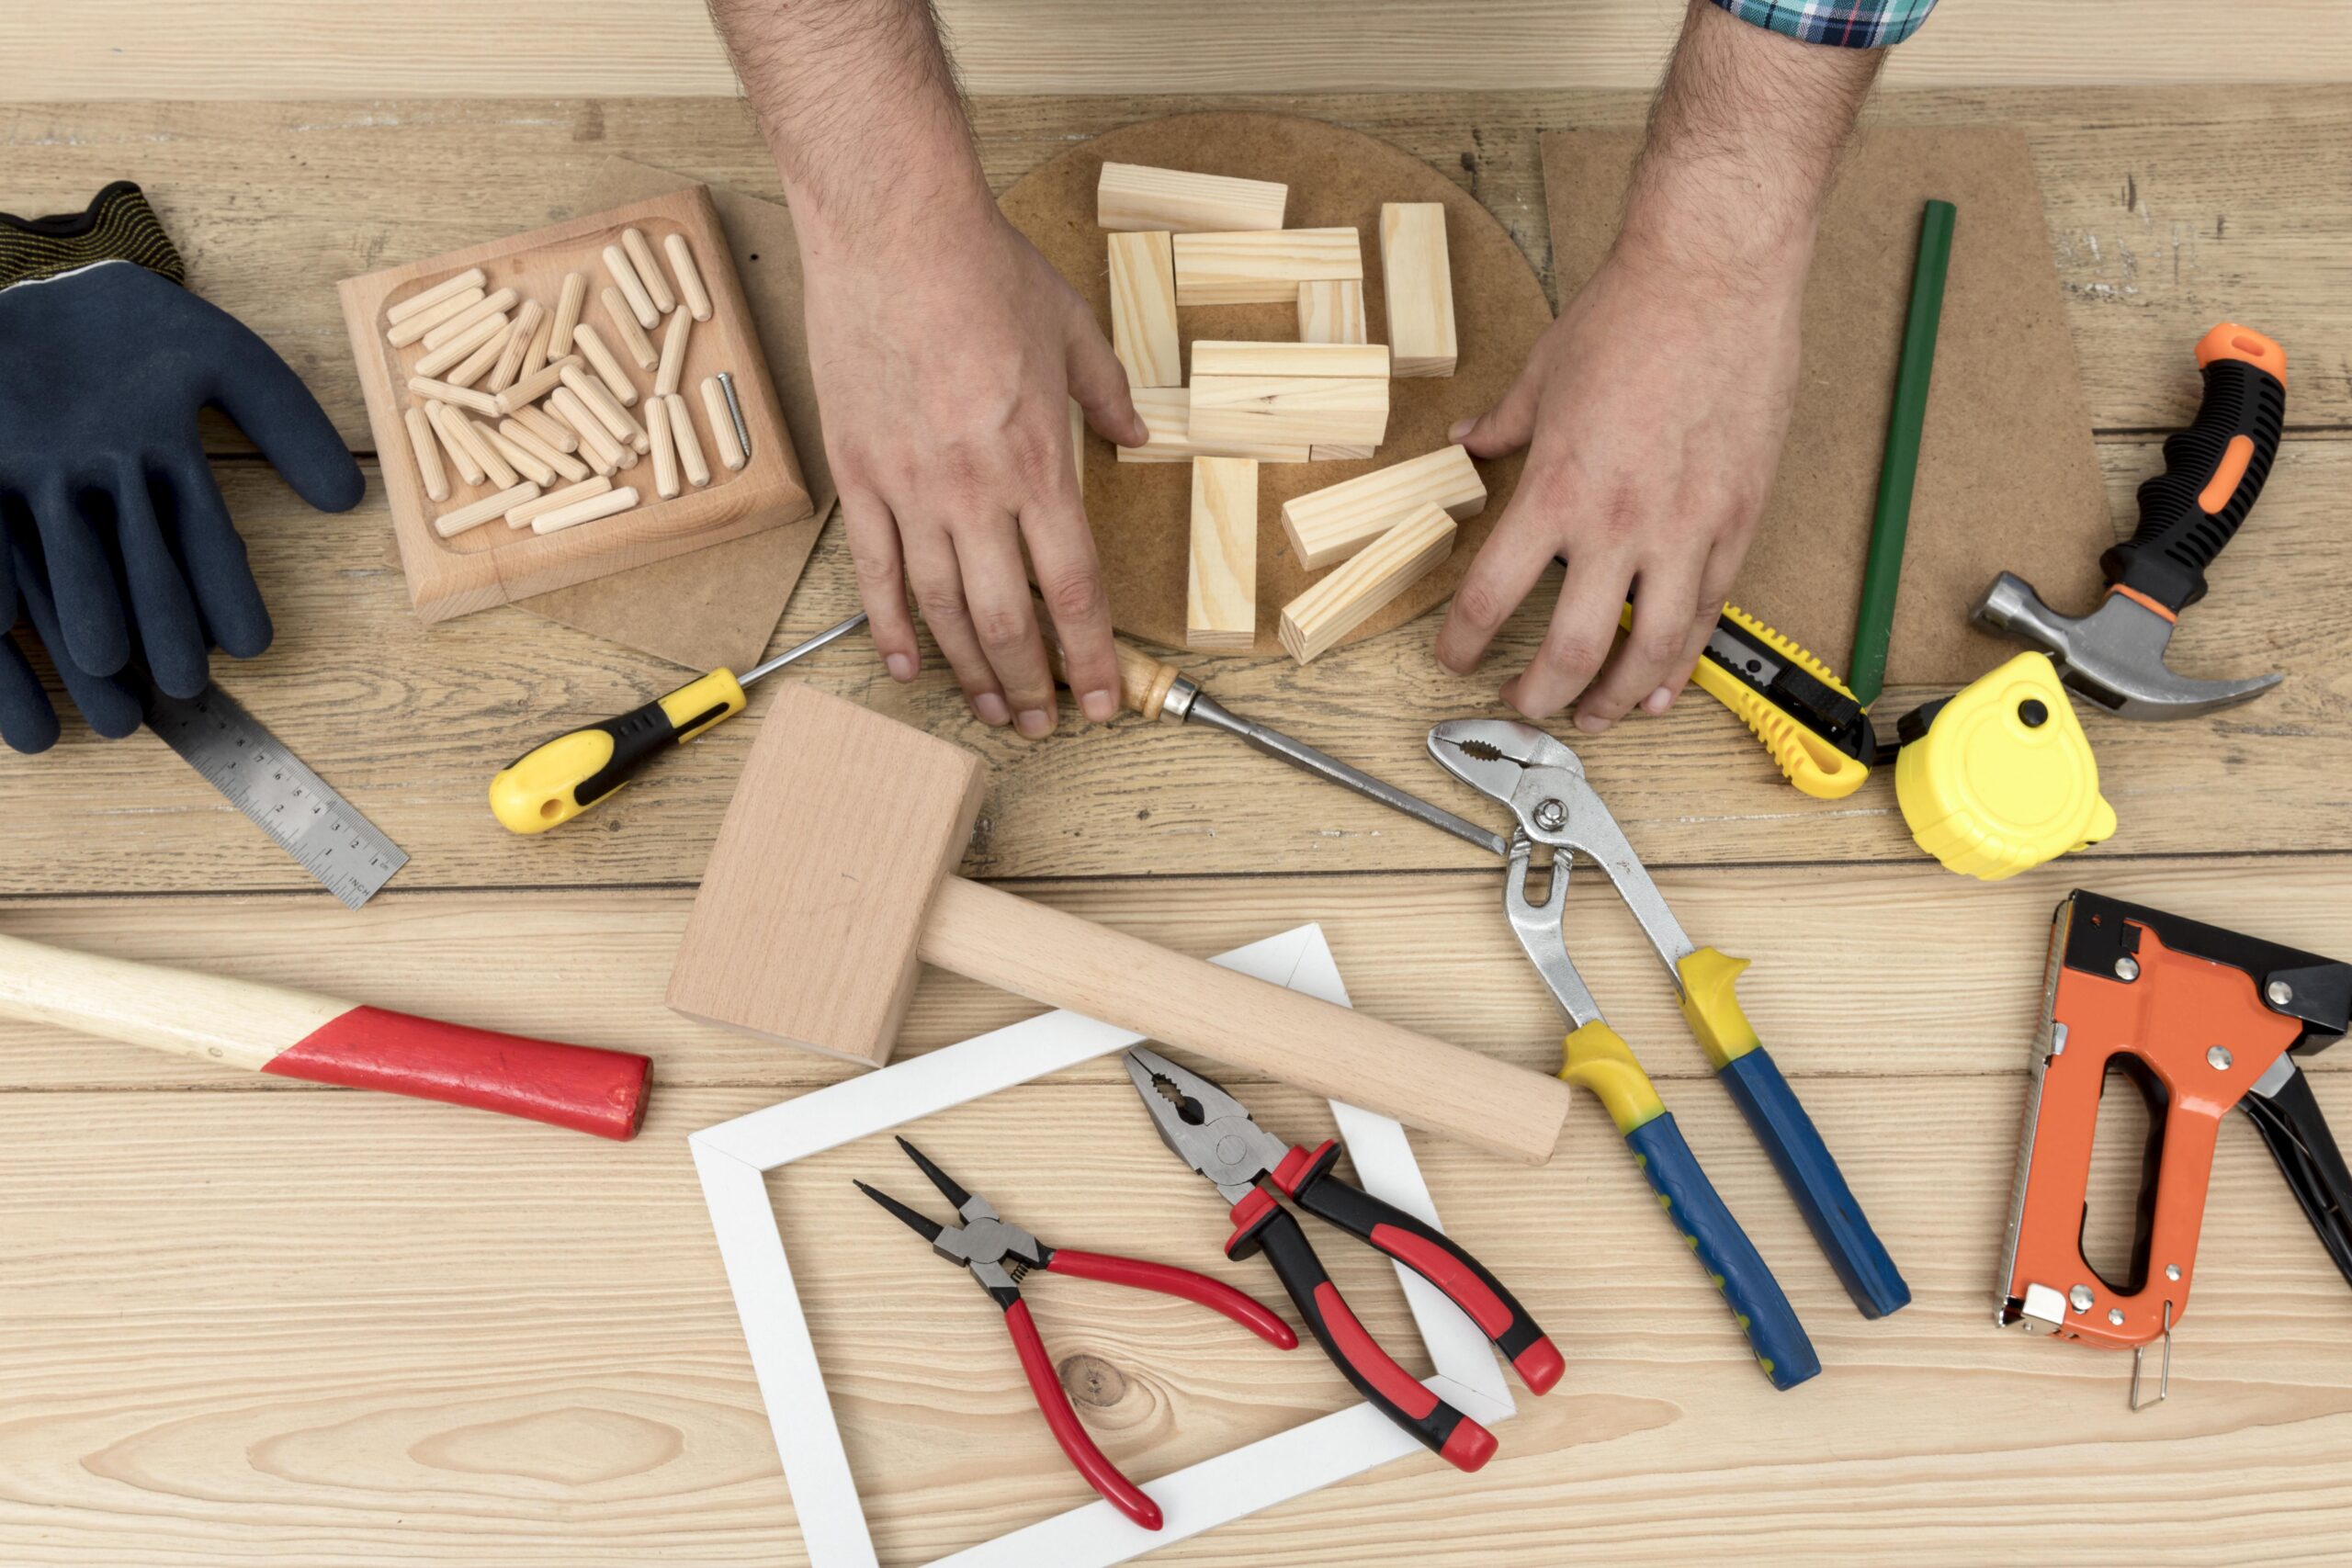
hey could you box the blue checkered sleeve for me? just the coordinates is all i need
[1709,0,1939,47]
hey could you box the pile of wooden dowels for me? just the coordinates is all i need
[383,226,750,540]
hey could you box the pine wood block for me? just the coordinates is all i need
[338,184,809,622]
[1280,502,1456,663]
[1296,279,1369,345]
[1310,445,1377,461]
[1191,340,1389,379]
[1117,387,1311,464]
[1097,161,1285,233]
[1185,456,1257,652]
[1187,373,1388,447]
[1105,231,1180,389]
[1171,228,1362,305]
[1280,443,1487,570]
[1380,202,1457,378]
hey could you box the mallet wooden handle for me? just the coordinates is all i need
[918,879,1569,1165]
[0,932,650,1139]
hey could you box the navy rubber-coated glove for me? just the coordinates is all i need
[0,182,363,751]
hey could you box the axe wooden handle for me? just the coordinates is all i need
[0,932,650,1139]
[919,878,1569,1165]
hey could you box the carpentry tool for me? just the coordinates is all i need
[1630,601,1881,801]
[665,682,1572,1165]
[1126,1046,1555,1469]
[147,682,407,908]
[491,610,867,833]
[1045,629,1505,855]
[1973,323,2287,718]
[856,1136,1296,1530]
[1892,651,2113,881]
[1848,198,1956,708]
[1430,717,1910,1333]
[0,929,649,1137]
[1997,891,2352,1408]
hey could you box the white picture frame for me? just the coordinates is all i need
[690,923,1520,1568]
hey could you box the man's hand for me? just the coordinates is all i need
[710,0,1138,734]
[1436,0,1885,730]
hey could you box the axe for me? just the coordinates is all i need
[1974,323,2286,718]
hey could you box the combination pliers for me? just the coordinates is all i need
[1430,718,1909,1382]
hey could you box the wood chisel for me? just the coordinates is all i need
[491,610,867,833]
[145,683,406,909]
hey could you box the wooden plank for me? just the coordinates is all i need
[1118,386,1313,464]
[1186,456,1258,651]
[7,3,2348,99]
[1105,230,1181,389]
[2,92,2344,437]
[1190,340,1390,380]
[1097,159,1285,231]
[1278,502,1456,663]
[1187,372,1389,446]
[1172,228,1363,306]
[1297,279,1369,346]
[1380,201,1457,378]
[0,434,2345,894]
[1281,443,1487,570]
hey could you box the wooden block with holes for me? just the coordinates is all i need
[1380,202,1457,378]
[1171,229,1362,306]
[1187,374,1388,449]
[337,186,810,622]
[1106,231,1181,389]
[1117,388,1310,464]
[1097,161,1286,233]
[1186,457,1257,651]
[1280,444,1487,570]
[1279,502,1457,664]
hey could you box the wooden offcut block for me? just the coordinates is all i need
[1185,457,1257,651]
[1187,374,1388,448]
[1296,279,1369,345]
[1172,229,1362,306]
[1190,341,1389,380]
[668,682,988,1068]
[1097,161,1286,233]
[1380,202,1457,378]
[1106,231,1181,389]
[1279,444,1487,570]
[1279,503,1457,664]
[1117,388,1310,464]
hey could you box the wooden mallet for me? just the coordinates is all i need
[0,931,650,1138]
[666,684,1571,1165]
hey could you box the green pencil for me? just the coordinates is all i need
[1848,197,1956,708]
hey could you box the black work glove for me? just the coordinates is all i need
[0,182,363,752]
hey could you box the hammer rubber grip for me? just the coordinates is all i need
[2105,323,2286,614]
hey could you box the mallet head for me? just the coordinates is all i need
[1972,571,2281,720]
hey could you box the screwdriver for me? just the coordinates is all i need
[491,611,868,834]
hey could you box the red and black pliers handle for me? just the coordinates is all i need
[999,1247,1296,1531]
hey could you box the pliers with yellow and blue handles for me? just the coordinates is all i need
[1429,720,1910,1377]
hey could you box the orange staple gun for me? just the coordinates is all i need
[1997,892,2352,1405]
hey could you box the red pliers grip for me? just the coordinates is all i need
[857,1137,1296,1532]
[1227,1183,1500,1472]
[1269,1140,1565,1394]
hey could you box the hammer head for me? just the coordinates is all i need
[1972,572,2281,720]
[667,682,986,1066]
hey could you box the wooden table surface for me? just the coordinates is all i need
[2,86,2349,1566]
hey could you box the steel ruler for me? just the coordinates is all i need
[144,684,407,909]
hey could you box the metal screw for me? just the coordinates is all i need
[2208,1044,2234,1071]
[1532,798,1568,832]
[717,371,753,461]
[2267,979,2294,1007]
[2069,1284,2095,1313]
[2115,955,2140,982]
[2109,1307,2127,1326]
[2165,1264,2182,1281]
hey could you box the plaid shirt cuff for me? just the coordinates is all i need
[1709,0,1938,48]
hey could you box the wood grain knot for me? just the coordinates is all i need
[1057,1354,1127,1410]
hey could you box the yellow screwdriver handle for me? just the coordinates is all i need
[490,668,748,834]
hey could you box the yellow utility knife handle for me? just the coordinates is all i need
[490,668,747,834]
[1694,605,1871,801]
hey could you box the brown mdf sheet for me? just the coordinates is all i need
[1001,112,1555,657]
[1544,125,2110,685]
[518,157,841,674]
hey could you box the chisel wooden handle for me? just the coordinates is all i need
[1035,607,1182,721]
[918,878,1570,1165]
[0,932,650,1139]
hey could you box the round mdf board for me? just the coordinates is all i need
[1000,112,1553,657]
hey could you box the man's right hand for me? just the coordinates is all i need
[800,194,1143,736]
